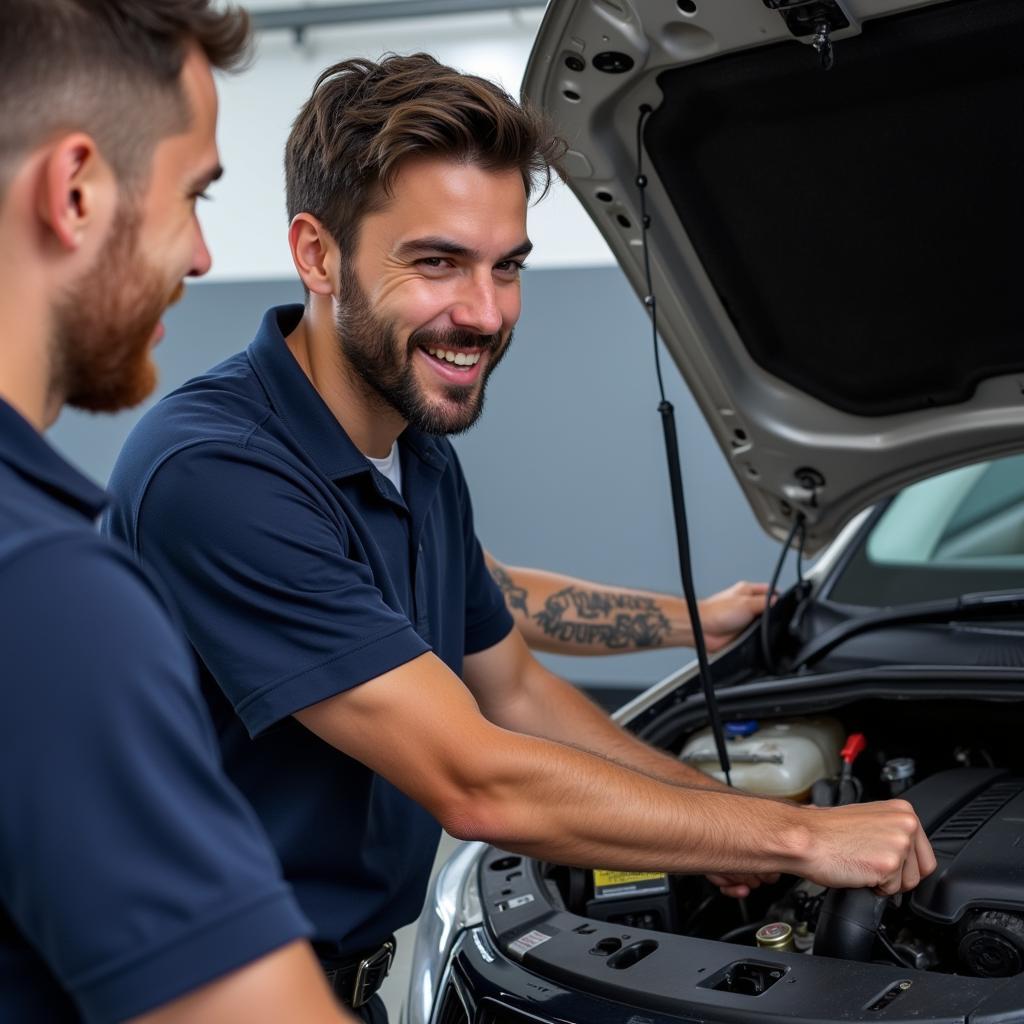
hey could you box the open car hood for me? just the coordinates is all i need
[523,0,1024,551]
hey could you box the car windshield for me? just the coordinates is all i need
[827,453,1024,607]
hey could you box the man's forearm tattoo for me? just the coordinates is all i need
[533,587,671,649]
[490,564,529,616]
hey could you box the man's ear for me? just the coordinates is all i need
[289,213,339,296]
[35,134,116,253]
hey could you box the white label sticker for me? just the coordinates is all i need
[508,929,552,957]
[505,894,534,910]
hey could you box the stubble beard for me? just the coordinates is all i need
[334,260,510,436]
[52,200,178,413]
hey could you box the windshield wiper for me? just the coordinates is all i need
[791,590,1024,671]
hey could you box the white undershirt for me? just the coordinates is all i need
[367,441,403,495]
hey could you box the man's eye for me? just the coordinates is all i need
[497,260,527,274]
[418,257,447,268]
[193,191,212,202]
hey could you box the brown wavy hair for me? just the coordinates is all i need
[0,0,250,193]
[285,53,565,255]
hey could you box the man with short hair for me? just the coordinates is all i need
[0,2,357,1021]
[106,54,935,1021]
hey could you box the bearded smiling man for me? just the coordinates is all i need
[105,54,934,1024]
[330,252,512,436]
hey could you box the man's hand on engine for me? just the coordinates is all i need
[794,799,937,895]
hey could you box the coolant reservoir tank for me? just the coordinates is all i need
[680,717,844,800]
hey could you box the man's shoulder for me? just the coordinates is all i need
[0,446,117,573]
[108,348,300,516]
[0,463,79,562]
[1,527,190,695]
[2,526,162,617]
[123,349,268,462]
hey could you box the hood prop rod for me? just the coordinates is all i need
[635,105,732,786]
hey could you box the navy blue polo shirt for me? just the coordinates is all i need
[104,304,514,952]
[0,398,310,1023]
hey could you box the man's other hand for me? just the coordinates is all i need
[699,581,773,652]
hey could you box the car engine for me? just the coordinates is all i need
[545,703,1024,979]
[811,767,1024,976]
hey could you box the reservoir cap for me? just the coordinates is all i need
[725,720,759,738]
[756,921,794,952]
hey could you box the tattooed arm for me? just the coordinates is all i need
[484,551,770,656]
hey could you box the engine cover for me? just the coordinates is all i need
[905,768,1024,924]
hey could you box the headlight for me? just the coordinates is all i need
[405,841,484,1024]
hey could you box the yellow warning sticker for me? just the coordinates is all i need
[592,870,670,899]
[593,871,667,888]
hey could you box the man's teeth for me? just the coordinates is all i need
[426,348,481,367]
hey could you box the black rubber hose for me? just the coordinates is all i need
[719,921,763,944]
[812,889,888,960]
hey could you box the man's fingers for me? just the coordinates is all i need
[867,803,934,895]
[892,820,934,894]
[705,875,752,899]
[701,584,778,650]
[705,872,780,893]
[720,884,751,899]
[915,825,938,879]
[898,844,921,894]
[873,860,905,897]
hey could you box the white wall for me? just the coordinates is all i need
[202,4,615,281]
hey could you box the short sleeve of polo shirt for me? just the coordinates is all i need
[133,443,431,736]
[0,534,310,1023]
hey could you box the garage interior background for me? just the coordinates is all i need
[50,0,786,700]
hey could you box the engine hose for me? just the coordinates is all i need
[813,889,888,960]
[719,921,763,944]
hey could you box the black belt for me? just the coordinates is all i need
[318,938,395,1009]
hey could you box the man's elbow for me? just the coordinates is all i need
[433,787,514,845]
[438,802,491,843]
[438,802,543,849]
[429,765,541,849]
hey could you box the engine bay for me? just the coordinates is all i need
[541,698,1024,980]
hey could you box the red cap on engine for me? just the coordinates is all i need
[841,733,868,765]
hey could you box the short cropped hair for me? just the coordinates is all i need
[0,0,250,194]
[285,53,565,255]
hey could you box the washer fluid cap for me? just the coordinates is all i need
[725,720,759,738]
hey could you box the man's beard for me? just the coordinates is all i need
[51,201,179,413]
[334,261,510,436]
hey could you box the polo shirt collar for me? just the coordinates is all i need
[246,304,449,482]
[0,397,107,519]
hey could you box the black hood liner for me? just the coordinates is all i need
[648,0,1024,417]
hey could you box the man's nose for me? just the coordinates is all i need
[450,273,502,337]
[188,222,213,278]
